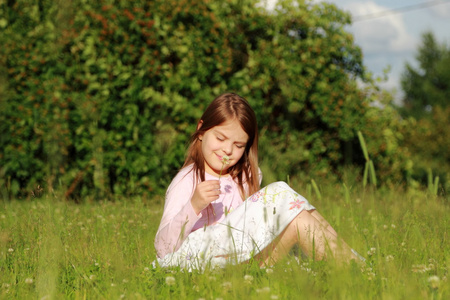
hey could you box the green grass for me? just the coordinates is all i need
[0,183,448,299]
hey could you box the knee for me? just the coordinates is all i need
[266,181,290,190]
[264,181,297,197]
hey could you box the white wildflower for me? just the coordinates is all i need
[222,281,232,291]
[412,264,430,273]
[165,276,176,286]
[367,247,376,256]
[256,287,271,293]
[428,275,440,289]
[221,155,230,165]
[244,274,254,284]
[367,272,376,281]
[385,255,394,262]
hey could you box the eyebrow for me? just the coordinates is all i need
[214,129,247,144]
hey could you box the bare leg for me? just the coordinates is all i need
[256,210,362,266]
[310,210,338,236]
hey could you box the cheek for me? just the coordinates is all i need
[233,149,246,163]
[202,137,220,153]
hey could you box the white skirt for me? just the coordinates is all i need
[156,181,315,271]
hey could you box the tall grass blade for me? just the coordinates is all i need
[311,179,322,201]
[357,131,369,161]
[363,162,369,188]
[427,168,433,193]
[306,183,312,200]
[335,206,341,227]
[369,160,377,187]
[343,183,350,205]
[433,176,439,196]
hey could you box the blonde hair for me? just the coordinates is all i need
[183,93,260,198]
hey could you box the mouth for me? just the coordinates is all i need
[216,154,230,163]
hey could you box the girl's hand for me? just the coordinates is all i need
[191,180,221,215]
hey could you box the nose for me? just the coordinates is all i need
[222,143,232,155]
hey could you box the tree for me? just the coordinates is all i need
[0,0,410,199]
[400,31,450,119]
[399,31,450,193]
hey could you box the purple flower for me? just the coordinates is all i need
[249,191,265,202]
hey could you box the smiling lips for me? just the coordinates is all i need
[216,154,230,162]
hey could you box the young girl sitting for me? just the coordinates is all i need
[155,93,364,270]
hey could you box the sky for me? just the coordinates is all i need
[261,0,450,103]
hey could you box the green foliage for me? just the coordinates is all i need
[398,32,449,194]
[401,31,450,119]
[400,106,450,194]
[0,0,410,198]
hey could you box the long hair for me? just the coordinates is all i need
[183,93,260,199]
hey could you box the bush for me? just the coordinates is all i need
[0,0,410,199]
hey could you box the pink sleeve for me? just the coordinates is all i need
[154,168,202,258]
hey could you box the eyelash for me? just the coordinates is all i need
[217,137,245,149]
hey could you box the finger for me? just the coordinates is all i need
[205,188,221,198]
[200,182,220,192]
[203,180,220,187]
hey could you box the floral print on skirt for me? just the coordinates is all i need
[156,181,315,271]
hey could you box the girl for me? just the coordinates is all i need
[155,93,364,270]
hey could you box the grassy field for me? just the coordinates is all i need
[0,182,448,299]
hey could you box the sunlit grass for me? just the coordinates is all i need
[0,183,448,299]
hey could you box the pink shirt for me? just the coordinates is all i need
[154,164,259,258]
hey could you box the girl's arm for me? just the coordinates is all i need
[154,173,201,258]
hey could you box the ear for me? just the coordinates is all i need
[197,120,203,131]
[197,120,203,141]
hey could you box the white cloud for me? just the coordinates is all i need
[429,2,450,18]
[345,1,417,54]
[259,0,442,101]
[262,1,417,54]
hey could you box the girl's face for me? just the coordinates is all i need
[198,119,249,177]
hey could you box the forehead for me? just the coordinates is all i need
[211,119,248,142]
